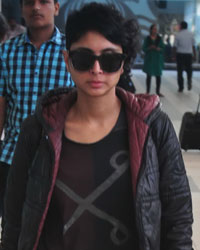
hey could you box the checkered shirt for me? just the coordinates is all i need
[0,27,73,165]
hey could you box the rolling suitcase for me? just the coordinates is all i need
[179,94,200,150]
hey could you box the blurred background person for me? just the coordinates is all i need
[0,13,10,43]
[142,24,165,97]
[7,18,26,39]
[164,35,172,63]
[173,21,196,92]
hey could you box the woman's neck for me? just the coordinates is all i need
[73,93,121,123]
[64,89,122,143]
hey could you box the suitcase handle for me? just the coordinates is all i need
[196,94,200,114]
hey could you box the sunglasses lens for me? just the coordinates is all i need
[70,51,94,71]
[100,54,125,73]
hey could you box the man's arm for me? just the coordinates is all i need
[2,115,42,249]
[0,96,6,139]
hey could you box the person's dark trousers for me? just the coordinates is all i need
[177,53,193,91]
[146,74,151,93]
[146,75,161,94]
[185,54,193,89]
[0,162,10,240]
[156,76,161,95]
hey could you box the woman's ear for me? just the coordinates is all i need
[63,50,70,71]
[120,62,124,75]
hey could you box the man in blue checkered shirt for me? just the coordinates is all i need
[0,0,73,234]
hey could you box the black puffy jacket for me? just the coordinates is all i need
[2,87,193,250]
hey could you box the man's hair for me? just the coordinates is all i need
[65,2,140,83]
[180,21,188,29]
[20,0,58,5]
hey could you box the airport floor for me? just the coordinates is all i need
[0,69,200,248]
[132,69,200,250]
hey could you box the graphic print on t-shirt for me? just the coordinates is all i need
[56,149,130,245]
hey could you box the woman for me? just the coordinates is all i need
[2,3,192,250]
[142,24,165,97]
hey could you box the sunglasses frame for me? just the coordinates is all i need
[68,49,126,73]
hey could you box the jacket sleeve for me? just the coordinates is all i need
[152,111,193,250]
[1,116,42,250]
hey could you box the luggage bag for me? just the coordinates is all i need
[179,94,200,150]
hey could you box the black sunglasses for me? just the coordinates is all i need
[69,49,126,73]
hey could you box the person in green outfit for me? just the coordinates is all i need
[142,24,165,97]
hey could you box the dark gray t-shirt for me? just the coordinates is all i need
[39,106,139,250]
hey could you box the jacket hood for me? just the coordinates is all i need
[35,87,160,132]
[116,88,160,120]
[35,87,75,132]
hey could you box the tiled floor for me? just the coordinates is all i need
[132,69,200,250]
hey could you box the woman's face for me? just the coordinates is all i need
[64,31,124,98]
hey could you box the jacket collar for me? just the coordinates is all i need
[17,26,63,47]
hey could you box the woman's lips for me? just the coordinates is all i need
[88,81,104,88]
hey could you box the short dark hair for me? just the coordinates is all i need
[20,0,58,5]
[65,2,140,84]
[150,24,156,34]
[180,21,188,29]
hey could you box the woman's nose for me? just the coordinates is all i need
[90,59,103,74]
